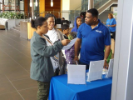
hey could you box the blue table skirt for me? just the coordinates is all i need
[49,74,112,100]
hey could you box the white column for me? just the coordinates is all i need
[88,0,93,10]
[111,0,133,100]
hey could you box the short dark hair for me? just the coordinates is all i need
[62,17,65,20]
[31,17,47,29]
[62,24,69,31]
[45,13,57,26]
[80,12,86,18]
[87,8,99,17]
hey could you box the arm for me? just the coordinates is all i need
[32,40,63,57]
[109,19,116,27]
[74,38,81,61]
[74,24,83,61]
[104,27,111,68]
[109,24,116,27]
[104,45,111,68]
[104,45,111,60]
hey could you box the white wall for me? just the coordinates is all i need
[20,1,24,11]
[0,0,2,3]
[62,0,82,10]
[61,0,82,20]
[61,0,70,20]
[70,0,81,10]
[62,0,70,10]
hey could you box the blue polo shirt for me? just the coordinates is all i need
[106,18,116,32]
[77,20,111,65]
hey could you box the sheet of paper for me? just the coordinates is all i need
[87,60,104,82]
[106,59,114,78]
[62,38,77,50]
[67,65,86,84]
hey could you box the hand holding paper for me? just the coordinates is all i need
[62,38,77,50]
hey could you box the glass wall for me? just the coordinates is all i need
[81,0,88,11]
[20,0,24,11]
[94,0,110,9]
[0,0,24,11]
[34,0,39,17]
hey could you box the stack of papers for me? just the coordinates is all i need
[87,60,104,82]
[106,59,114,78]
[67,65,86,84]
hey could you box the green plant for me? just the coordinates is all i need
[16,13,24,19]
[0,12,24,19]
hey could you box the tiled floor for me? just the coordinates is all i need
[0,30,38,100]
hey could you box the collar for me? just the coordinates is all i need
[34,31,44,39]
[85,19,102,29]
[92,19,102,30]
[97,19,102,27]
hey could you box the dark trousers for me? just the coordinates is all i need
[37,68,60,100]
[79,61,89,70]
[111,32,116,40]
[54,68,60,76]
[37,81,50,100]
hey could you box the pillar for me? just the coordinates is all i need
[31,0,34,19]
[88,0,94,10]
[39,0,45,17]
[111,0,133,100]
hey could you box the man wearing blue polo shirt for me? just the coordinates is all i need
[74,8,111,69]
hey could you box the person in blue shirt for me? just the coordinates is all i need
[71,16,82,33]
[74,8,111,69]
[106,13,116,40]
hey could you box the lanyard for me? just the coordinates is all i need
[42,35,53,45]
[42,35,58,60]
